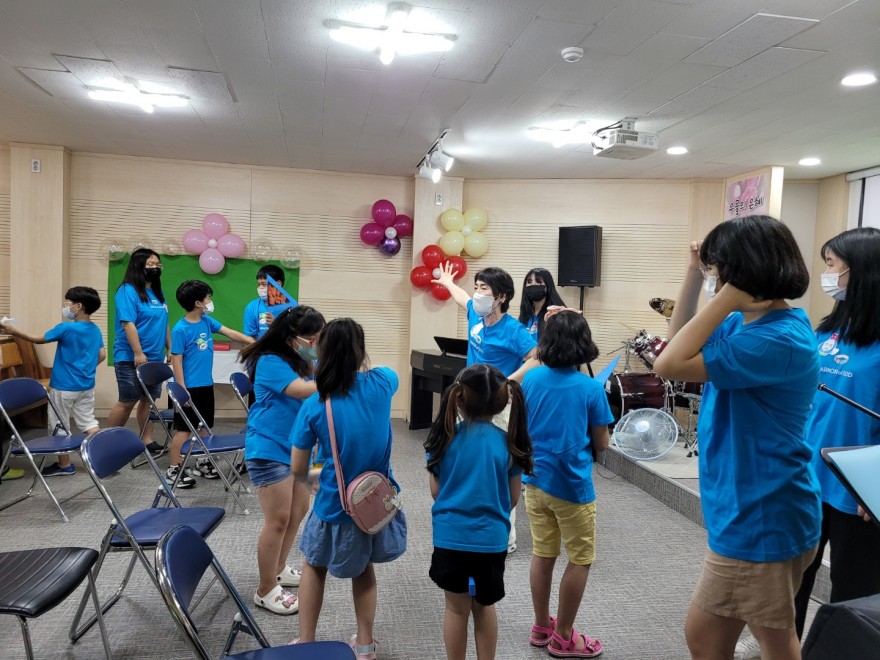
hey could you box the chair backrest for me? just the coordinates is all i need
[0,342,22,373]
[137,361,174,388]
[0,377,47,411]
[81,427,151,479]
[229,372,253,398]
[166,382,211,435]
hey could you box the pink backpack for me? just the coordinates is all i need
[326,399,401,535]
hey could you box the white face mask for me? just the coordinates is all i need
[203,301,215,314]
[821,269,849,301]
[472,292,496,317]
[62,305,76,321]
[704,275,718,301]
[257,286,268,300]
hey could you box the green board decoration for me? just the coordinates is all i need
[106,254,299,365]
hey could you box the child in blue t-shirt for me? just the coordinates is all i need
[1,287,105,476]
[243,265,298,340]
[424,363,533,660]
[167,280,253,488]
[521,310,611,658]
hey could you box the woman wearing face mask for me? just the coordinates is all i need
[238,305,325,615]
[106,248,171,451]
[654,216,821,660]
[518,268,566,340]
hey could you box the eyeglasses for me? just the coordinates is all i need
[146,263,163,270]
[297,336,318,346]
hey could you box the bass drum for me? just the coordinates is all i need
[606,373,668,420]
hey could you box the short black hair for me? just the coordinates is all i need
[257,265,284,285]
[175,280,213,311]
[539,311,599,368]
[316,318,367,399]
[474,267,515,313]
[66,286,101,315]
[700,215,809,300]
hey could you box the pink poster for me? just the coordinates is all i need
[725,175,768,219]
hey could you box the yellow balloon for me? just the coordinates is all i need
[440,209,465,232]
[464,231,488,257]
[464,208,488,232]
[438,231,465,256]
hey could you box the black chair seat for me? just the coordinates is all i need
[110,507,226,547]
[229,642,355,659]
[148,409,175,422]
[11,434,86,455]
[0,547,98,618]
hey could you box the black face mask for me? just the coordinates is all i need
[144,268,162,281]
[524,285,547,302]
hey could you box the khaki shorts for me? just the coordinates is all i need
[48,388,99,434]
[691,546,818,629]
[525,485,596,565]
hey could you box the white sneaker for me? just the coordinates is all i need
[165,465,195,489]
[734,635,761,660]
[276,566,301,587]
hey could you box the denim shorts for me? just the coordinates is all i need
[115,361,161,403]
[245,458,292,488]
[299,509,407,579]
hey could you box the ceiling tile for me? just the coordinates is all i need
[125,0,202,33]
[53,55,123,87]
[702,46,826,91]
[168,68,233,101]
[536,0,622,25]
[16,68,90,99]
[0,13,68,69]
[143,27,219,71]
[581,0,688,55]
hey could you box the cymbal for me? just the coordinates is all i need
[649,297,675,318]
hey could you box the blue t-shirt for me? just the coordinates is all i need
[113,284,169,362]
[44,321,104,391]
[170,316,223,388]
[525,315,539,338]
[807,331,880,515]
[245,353,308,464]
[699,308,821,562]
[243,297,297,339]
[522,366,614,504]
[466,301,536,376]
[290,367,399,524]
[429,421,522,553]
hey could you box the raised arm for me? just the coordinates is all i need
[431,261,471,310]
[667,241,704,339]
[0,324,48,344]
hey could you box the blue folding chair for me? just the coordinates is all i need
[69,427,226,644]
[157,525,355,659]
[0,377,90,522]
[229,371,253,415]
[133,361,177,466]
[166,382,251,514]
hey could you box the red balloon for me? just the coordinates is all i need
[392,214,413,238]
[371,199,397,227]
[360,222,385,245]
[447,256,467,280]
[430,283,451,301]
[421,244,444,269]
[410,266,432,288]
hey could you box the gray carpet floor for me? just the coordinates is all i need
[1,419,720,659]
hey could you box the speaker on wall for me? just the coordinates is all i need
[558,226,602,287]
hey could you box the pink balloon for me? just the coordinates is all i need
[182,229,209,254]
[202,213,229,240]
[371,199,396,227]
[360,222,385,245]
[199,247,225,274]
[392,214,413,238]
[217,233,245,258]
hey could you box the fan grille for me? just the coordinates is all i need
[612,408,679,460]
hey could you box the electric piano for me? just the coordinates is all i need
[409,349,465,429]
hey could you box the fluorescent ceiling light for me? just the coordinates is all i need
[418,162,441,182]
[88,81,188,113]
[666,146,688,155]
[798,157,821,166]
[841,72,877,87]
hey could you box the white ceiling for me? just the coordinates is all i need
[0,0,878,180]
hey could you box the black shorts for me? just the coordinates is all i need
[171,385,215,432]
[429,547,507,606]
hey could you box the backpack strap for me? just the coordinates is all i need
[325,398,351,515]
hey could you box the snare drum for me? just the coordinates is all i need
[606,373,668,418]
[633,336,668,368]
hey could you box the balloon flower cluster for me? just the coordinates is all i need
[410,245,468,301]
[359,199,413,256]
[437,208,489,258]
[182,214,246,275]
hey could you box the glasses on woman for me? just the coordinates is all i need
[146,262,163,270]
[297,336,318,346]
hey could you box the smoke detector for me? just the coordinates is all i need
[561,47,584,63]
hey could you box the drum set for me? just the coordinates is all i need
[606,329,701,457]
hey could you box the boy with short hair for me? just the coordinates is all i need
[0,286,106,476]
[243,265,298,340]
[167,280,253,488]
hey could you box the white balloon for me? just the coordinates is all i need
[208,238,218,248]
[432,268,441,279]
[384,227,397,239]
[461,225,472,237]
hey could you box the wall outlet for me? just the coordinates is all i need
[435,192,442,205]
[31,159,41,173]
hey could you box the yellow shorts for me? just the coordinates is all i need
[524,485,596,565]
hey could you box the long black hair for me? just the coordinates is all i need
[315,318,368,401]
[239,306,325,379]
[120,248,164,303]
[424,363,533,476]
[817,227,880,347]
[518,268,565,337]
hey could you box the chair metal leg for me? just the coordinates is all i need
[84,570,113,660]
[0,443,70,522]
[17,617,35,660]
[208,452,250,515]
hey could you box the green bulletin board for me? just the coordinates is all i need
[106,254,299,365]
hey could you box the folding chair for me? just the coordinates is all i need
[229,371,253,415]
[166,382,251,515]
[132,361,177,467]
[156,525,355,659]
[70,427,226,644]
[0,377,89,523]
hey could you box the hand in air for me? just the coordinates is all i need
[431,261,457,287]
[858,505,872,522]
[688,240,703,271]
[544,305,582,320]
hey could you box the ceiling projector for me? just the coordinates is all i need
[593,117,659,160]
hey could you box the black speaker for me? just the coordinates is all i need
[558,226,602,287]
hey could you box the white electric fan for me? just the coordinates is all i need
[612,408,679,460]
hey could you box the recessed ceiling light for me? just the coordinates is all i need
[841,72,877,87]
[798,157,821,166]
[666,146,688,155]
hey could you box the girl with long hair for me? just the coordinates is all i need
[518,268,565,340]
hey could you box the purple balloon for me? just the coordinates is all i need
[217,232,245,258]
[360,222,385,245]
[371,199,397,227]
[199,247,226,274]
[202,213,229,240]
[379,236,401,256]
[182,229,209,254]
[392,214,413,238]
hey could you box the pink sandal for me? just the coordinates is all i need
[530,616,557,647]
[548,627,602,658]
